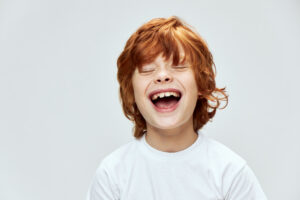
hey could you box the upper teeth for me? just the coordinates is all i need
[151,92,180,100]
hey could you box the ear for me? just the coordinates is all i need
[198,92,203,99]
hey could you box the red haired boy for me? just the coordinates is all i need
[86,16,268,200]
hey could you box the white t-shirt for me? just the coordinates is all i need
[86,131,268,200]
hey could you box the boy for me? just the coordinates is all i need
[86,16,268,200]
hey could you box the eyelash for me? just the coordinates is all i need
[139,65,188,73]
[173,66,187,69]
[140,68,155,73]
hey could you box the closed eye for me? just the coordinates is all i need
[139,65,156,73]
[172,65,188,70]
[174,66,187,68]
[139,69,155,73]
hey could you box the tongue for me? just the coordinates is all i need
[155,98,178,108]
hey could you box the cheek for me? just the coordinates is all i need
[132,80,142,97]
[182,74,198,92]
[132,84,140,104]
[132,81,149,119]
[132,77,147,105]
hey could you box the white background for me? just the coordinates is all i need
[1,0,299,200]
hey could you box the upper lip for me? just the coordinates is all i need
[148,88,182,100]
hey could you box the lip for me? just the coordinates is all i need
[151,98,181,113]
[148,88,182,113]
[148,88,182,100]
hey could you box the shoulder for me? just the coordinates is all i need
[201,135,268,199]
[88,140,138,200]
[98,138,139,170]
[200,133,247,168]
[200,133,262,197]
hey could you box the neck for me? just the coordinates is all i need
[145,116,198,153]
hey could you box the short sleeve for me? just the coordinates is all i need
[225,164,268,200]
[86,162,118,200]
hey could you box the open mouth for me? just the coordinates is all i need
[149,90,182,110]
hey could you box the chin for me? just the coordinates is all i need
[151,119,182,130]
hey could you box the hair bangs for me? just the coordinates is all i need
[132,27,193,70]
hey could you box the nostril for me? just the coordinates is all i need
[155,76,171,83]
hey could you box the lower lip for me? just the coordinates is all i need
[150,98,181,113]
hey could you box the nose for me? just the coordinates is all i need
[154,69,173,84]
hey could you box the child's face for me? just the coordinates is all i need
[131,51,199,131]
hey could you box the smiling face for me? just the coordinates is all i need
[132,52,199,132]
[117,17,227,138]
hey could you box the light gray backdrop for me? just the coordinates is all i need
[0,0,299,200]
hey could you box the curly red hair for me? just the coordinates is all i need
[117,16,228,139]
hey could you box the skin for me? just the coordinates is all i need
[132,51,201,153]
